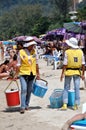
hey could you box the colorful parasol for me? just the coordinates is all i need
[12,36,27,41]
[64,22,86,34]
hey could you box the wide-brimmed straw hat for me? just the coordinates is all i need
[23,36,37,47]
[66,37,79,49]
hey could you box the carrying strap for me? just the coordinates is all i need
[66,68,80,70]
[66,68,81,76]
[4,80,20,93]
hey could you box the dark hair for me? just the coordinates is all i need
[0,60,9,67]
[16,41,24,50]
[17,41,24,46]
[13,54,17,61]
[4,60,9,65]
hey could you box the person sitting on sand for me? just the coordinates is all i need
[8,54,18,79]
[0,60,10,79]
[9,54,17,72]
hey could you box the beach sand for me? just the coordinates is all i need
[0,58,86,130]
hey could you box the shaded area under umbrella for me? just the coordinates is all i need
[42,28,66,41]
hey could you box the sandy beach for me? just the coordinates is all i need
[0,58,86,130]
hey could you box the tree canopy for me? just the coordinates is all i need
[0,0,85,40]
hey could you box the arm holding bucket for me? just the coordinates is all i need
[36,64,40,80]
[81,64,85,80]
[60,51,67,81]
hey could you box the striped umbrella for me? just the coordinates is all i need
[64,22,86,34]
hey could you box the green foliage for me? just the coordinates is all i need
[31,17,50,36]
[48,23,61,31]
[0,4,43,40]
[0,0,50,15]
[0,0,85,40]
[50,0,69,19]
[78,6,86,21]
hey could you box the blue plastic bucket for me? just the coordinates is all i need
[33,79,48,98]
[68,90,75,106]
[49,89,63,108]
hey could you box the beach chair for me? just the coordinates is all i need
[45,51,62,67]
[41,51,63,68]
[53,51,63,69]
[41,54,55,65]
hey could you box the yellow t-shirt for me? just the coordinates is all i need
[64,49,83,76]
[19,49,36,75]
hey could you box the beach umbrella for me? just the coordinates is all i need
[46,28,66,35]
[43,28,66,41]
[13,36,27,42]
[64,22,86,34]
[32,36,42,44]
[13,35,42,46]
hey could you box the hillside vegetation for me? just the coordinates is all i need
[0,0,86,40]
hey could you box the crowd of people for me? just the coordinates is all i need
[0,35,86,129]
[0,44,18,79]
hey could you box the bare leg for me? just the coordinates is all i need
[0,73,9,79]
[62,112,86,130]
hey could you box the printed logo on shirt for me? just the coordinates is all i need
[74,57,78,62]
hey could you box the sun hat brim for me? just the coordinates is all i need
[66,40,79,49]
[23,41,37,47]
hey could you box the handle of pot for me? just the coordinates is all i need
[4,80,20,93]
[35,78,48,86]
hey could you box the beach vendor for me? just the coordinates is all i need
[60,37,85,110]
[16,36,40,114]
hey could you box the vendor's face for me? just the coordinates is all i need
[27,45,35,50]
